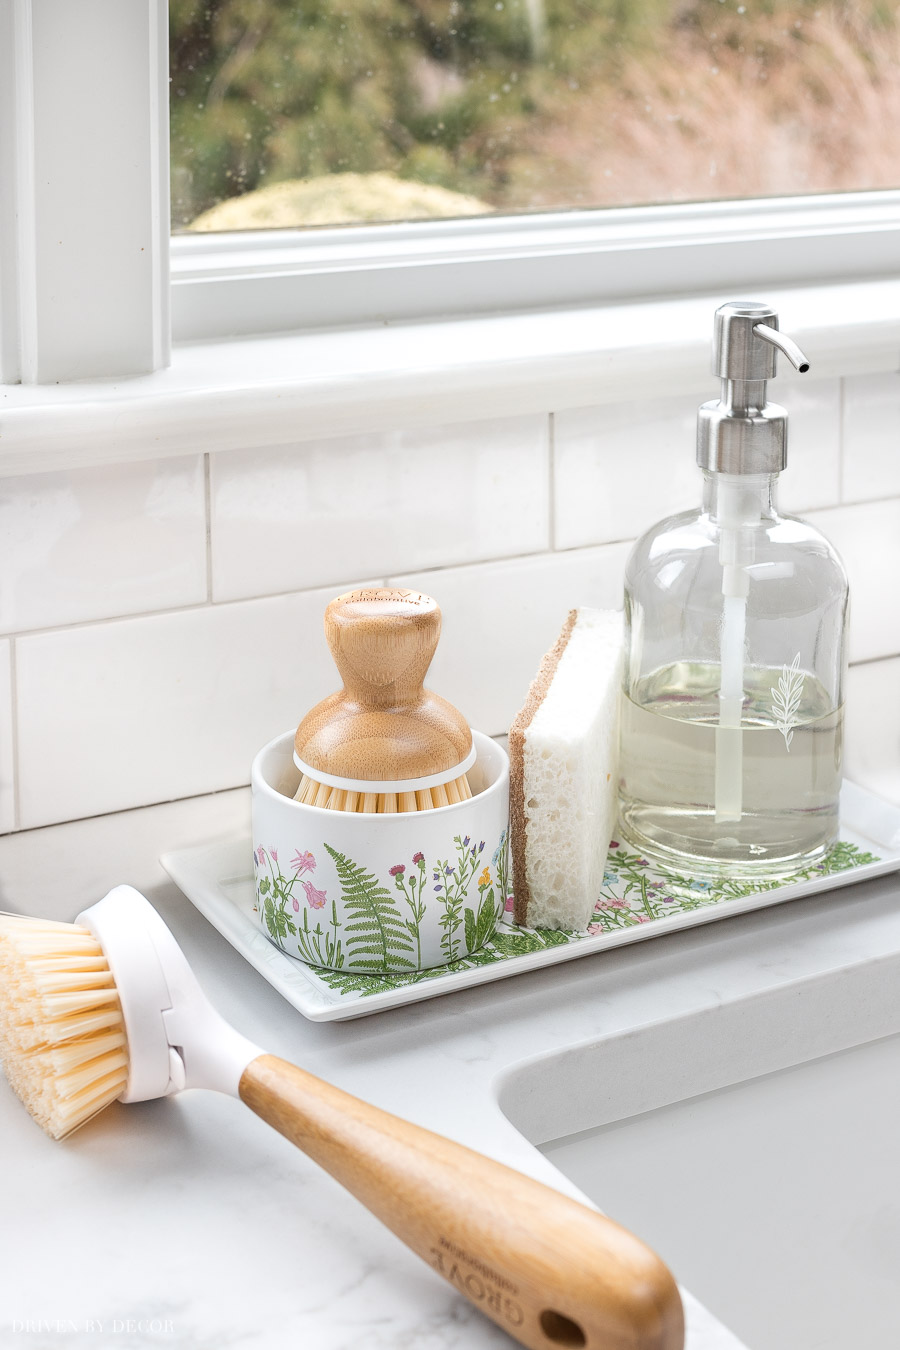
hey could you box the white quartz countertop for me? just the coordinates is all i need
[4,789,899,1350]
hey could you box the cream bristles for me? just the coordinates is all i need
[294,772,473,812]
[0,915,128,1140]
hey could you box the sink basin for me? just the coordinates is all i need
[498,953,900,1350]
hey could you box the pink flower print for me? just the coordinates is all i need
[609,841,620,848]
[633,914,650,923]
[389,864,406,877]
[412,852,424,865]
[292,898,299,912]
[587,923,603,935]
[599,898,627,911]
[271,849,278,862]
[291,850,316,875]
[504,895,515,913]
[256,846,267,864]
[302,880,327,910]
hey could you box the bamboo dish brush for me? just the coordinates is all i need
[0,889,684,1350]
[293,588,475,813]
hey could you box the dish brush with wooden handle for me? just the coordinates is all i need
[293,588,474,812]
[0,888,684,1350]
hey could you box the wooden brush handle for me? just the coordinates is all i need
[240,1055,684,1350]
[326,588,442,706]
[295,589,471,781]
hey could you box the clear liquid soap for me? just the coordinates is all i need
[618,302,849,877]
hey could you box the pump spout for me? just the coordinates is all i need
[752,324,810,373]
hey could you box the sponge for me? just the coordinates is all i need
[509,608,624,930]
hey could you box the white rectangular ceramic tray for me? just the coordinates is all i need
[161,781,900,1022]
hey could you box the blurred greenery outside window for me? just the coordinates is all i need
[170,1,900,235]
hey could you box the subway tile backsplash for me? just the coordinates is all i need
[3,374,898,830]
[807,498,900,664]
[391,542,632,738]
[842,372,900,505]
[210,416,549,603]
[15,582,375,829]
[0,456,207,633]
[0,640,13,833]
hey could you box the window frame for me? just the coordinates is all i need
[2,1,900,383]
[172,191,900,342]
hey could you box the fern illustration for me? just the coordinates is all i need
[770,653,805,751]
[323,843,416,971]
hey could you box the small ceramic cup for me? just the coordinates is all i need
[251,729,510,974]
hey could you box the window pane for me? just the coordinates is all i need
[170,2,900,232]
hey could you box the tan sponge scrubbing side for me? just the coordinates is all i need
[509,608,624,931]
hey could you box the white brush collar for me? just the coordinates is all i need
[292,740,476,794]
[78,886,261,1106]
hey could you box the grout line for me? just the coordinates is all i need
[807,491,900,516]
[849,652,900,669]
[2,782,251,841]
[8,637,20,831]
[548,412,556,552]
[388,539,634,586]
[203,452,213,604]
[0,573,390,643]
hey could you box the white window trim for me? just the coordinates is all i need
[3,275,899,477]
[1,0,899,476]
[0,0,169,386]
[172,191,900,341]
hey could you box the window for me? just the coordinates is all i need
[170,2,900,234]
[3,1,900,384]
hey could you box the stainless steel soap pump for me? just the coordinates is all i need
[618,301,849,877]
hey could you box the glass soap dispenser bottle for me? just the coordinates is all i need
[618,301,849,877]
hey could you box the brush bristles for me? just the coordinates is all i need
[0,915,128,1140]
[294,772,473,811]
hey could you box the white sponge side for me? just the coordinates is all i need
[521,609,623,930]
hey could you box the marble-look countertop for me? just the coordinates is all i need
[4,789,899,1350]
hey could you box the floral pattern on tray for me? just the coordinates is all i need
[275,836,879,1000]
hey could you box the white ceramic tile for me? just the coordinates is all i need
[391,543,631,736]
[777,375,841,514]
[553,380,840,550]
[845,659,900,807]
[842,372,900,504]
[808,499,900,664]
[15,582,374,829]
[0,640,14,833]
[0,457,207,634]
[210,417,549,603]
[554,396,699,550]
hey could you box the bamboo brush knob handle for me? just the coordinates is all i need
[325,588,441,707]
[295,589,472,782]
[241,1056,684,1350]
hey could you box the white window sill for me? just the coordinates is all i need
[1,276,899,476]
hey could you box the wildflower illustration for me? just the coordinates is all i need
[301,880,328,910]
[492,828,511,919]
[253,845,342,965]
[771,652,805,751]
[392,853,428,968]
[433,835,486,963]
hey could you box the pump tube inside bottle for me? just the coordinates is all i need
[715,476,761,823]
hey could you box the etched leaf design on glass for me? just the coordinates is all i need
[771,653,805,751]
